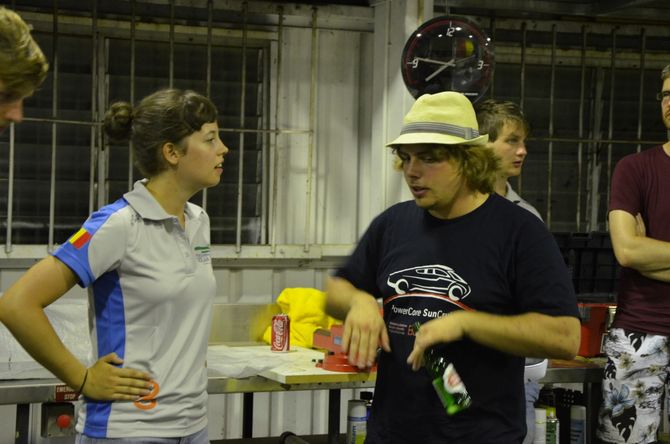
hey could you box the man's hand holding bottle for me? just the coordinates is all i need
[407,311,467,370]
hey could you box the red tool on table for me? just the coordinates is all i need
[312,325,378,372]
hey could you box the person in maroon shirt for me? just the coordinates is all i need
[598,63,670,444]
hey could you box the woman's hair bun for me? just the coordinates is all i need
[103,101,133,143]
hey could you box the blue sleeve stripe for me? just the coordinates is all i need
[52,198,129,287]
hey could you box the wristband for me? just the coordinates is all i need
[78,368,89,394]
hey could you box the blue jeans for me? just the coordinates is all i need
[523,380,542,444]
[76,427,208,444]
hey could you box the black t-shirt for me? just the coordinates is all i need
[335,194,579,444]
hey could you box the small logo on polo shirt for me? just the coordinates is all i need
[194,245,211,263]
[68,228,92,250]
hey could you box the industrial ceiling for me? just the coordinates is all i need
[294,0,670,24]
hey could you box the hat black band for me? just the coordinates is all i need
[400,122,480,139]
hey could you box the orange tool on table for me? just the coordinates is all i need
[313,325,378,372]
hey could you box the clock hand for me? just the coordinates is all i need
[453,54,477,65]
[425,64,450,82]
[411,57,456,67]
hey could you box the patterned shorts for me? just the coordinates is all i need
[597,328,670,444]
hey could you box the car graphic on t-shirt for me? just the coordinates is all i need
[387,265,471,301]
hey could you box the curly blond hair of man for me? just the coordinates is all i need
[0,6,48,124]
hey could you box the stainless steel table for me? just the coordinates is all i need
[0,374,375,444]
[541,360,604,444]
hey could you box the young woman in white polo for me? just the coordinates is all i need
[0,88,228,442]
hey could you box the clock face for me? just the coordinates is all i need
[401,16,495,103]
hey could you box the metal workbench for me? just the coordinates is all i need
[1,361,603,444]
[1,370,376,444]
[0,362,603,404]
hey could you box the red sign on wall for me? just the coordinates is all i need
[54,385,79,402]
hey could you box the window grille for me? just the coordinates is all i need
[1,0,268,248]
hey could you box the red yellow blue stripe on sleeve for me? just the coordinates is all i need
[69,228,92,249]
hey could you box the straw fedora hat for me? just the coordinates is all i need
[386,91,488,147]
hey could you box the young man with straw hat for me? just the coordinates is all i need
[326,91,580,443]
[0,6,48,134]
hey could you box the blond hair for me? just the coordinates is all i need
[475,99,530,143]
[0,6,48,98]
[662,64,670,82]
[393,144,500,194]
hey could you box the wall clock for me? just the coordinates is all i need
[400,15,495,103]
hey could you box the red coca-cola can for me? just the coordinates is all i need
[271,313,290,352]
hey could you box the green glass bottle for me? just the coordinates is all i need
[413,322,472,415]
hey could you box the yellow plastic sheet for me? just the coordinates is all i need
[262,288,341,348]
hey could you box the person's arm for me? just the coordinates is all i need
[637,268,670,281]
[406,310,580,370]
[325,276,390,369]
[609,210,670,279]
[0,256,151,400]
[629,212,670,281]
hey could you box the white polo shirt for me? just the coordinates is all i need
[505,182,543,221]
[53,180,215,438]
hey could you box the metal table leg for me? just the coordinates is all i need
[243,392,254,438]
[584,381,602,444]
[328,389,341,444]
[15,403,29,444]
